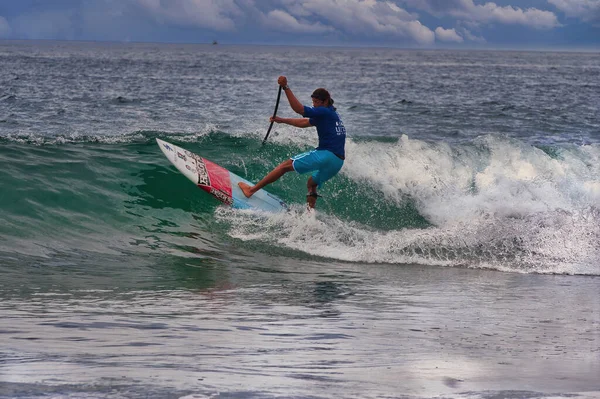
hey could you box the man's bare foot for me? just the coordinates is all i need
[238,182,254,198]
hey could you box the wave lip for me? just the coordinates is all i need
[0,128,219,146]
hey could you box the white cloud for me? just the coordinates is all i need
[133,0,437,44]
[288,0,435,44]
[401,0,561,29]
[3,0,581,46]
[460,27,487,43]
[135,0,243,31]
[285,2,315,18]
[548,0,600,22]
[1,0,438,44]
[435,27,463,42]
[0,16,11,38]
[472,3,561,29]
[265,9,334,33]
[403,20,437,44]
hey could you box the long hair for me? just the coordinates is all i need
[311,88,335,110]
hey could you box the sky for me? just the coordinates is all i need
[0,0,598,49]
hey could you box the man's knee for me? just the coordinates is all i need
[278,159,295,173]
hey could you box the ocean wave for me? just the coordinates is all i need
[1,132,598,274]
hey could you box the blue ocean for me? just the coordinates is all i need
[0,41,598,398]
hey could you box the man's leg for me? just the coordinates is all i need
[238,159,294,198]
[306,176,319,209]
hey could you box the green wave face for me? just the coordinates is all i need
[0,131,598,275]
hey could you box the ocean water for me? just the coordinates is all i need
[0,41,599,398]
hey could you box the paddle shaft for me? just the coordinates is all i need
[262,85,283,145]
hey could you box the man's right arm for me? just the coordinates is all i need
[283,88,305,115]
[277,76,304,115]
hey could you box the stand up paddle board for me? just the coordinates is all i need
[156,138,288,212]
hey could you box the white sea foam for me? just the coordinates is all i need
[217,135,600,275]
[2,124,219,145]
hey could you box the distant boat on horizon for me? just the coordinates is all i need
[212,40,218,45]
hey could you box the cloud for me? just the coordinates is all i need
[471,3,561,29]
[2,0,588,47]
[401,0,561,29]
[0,16,11,38]
[460,27,487,43]
[265,9,334,34]
[285,0,436,44]
[131,0,438,44]
[0,0,437,44]
[135,0,243,31]
[548,0,600,23]
[435,27,463,42]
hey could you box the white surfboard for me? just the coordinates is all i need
[156,139,288,212]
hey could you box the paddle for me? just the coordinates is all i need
[262,85,283,145]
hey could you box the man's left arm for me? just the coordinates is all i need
[271,117,312,128]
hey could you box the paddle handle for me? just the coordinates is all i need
[262,85,283,145]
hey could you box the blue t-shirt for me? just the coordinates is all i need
[303,105,346,158]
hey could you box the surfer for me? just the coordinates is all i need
[238,76,346,209]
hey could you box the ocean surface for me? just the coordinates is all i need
[0,40,599,398]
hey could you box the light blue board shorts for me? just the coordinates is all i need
[291,149,344,188]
